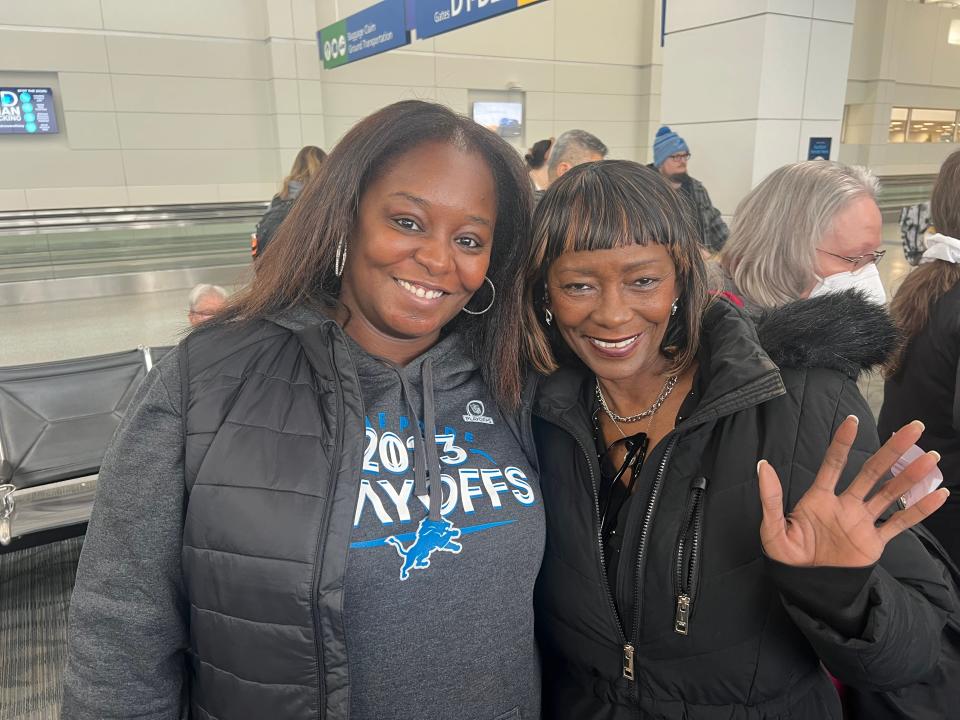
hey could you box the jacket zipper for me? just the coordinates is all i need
[563,427,633,677]
[628,435,679,658]
[309,338,347,718]
[673,476,708,635]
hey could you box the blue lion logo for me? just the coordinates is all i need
[385,516,463,581]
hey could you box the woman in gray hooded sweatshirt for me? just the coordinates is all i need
[61,100,545,720]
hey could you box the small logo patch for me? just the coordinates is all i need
[462,400,494,424]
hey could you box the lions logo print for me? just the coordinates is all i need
[385,517,463,580]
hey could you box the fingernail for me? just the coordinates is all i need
[941,488,951,497]
[757,459,766,475]
[847,415,859,424]
[928,450,941,462]
[911,420,926,432]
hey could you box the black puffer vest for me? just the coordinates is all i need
[179,316,363,719]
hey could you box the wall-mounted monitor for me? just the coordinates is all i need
[472,101,523,139]
[0,87,59,134]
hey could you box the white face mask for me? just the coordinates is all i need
[808,262,887,305]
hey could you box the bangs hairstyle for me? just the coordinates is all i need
[215,100,534,408]
[521,160,710,377]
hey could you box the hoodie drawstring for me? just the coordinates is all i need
[393,358,443,521]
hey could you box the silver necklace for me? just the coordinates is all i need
[596,374,679,424]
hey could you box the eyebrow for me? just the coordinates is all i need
[389,192,491,227]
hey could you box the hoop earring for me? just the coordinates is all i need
[334,238,347,277]
[462,276,496,315]
[544,307,553,326]
[670,299,678,316]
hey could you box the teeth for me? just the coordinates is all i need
[590,336,638,350]
[397,279,444,300]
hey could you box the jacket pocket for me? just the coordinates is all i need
[673,475,708,635]
[493,707,520,720]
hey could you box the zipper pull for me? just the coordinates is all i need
[675,594,691,635]
[622,643,635,681]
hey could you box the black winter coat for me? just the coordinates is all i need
[532,295,956,720]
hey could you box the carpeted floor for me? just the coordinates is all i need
[0,536,83,720]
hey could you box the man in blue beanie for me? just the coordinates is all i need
[651,126,728,252]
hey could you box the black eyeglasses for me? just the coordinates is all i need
[816,247,886,268]
[668,152,691,162]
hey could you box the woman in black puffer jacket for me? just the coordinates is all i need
[520,160,955,719]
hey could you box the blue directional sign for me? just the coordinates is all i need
[807,137,832,161]
[415,0,547,40]
[319,0,410,69]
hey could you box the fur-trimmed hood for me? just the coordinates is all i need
[754,289,899,380]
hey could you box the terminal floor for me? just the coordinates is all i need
[0,230,910,717]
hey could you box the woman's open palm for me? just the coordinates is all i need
[758,416,948,567]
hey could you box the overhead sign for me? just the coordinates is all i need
[807,137,832,161]
[415,0,547,39]
[0,87,59,135]
[319,0,410,69]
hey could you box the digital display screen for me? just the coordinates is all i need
[472,101,523,139]
[0,87,59,134]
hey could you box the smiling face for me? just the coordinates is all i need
[547,243,679,383]
[338,140,497,363]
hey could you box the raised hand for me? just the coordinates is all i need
[758,416,949,568]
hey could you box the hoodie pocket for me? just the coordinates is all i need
[493,707,521,720]
[673,475,708,635]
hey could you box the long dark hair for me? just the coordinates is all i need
[888,148,960,376]
[218,100,533,408]
[520,160,710,377]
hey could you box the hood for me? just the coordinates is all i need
[754,289,899,380]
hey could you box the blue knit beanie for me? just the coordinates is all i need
[653,126,689,167]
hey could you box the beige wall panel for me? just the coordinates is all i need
[319,52,435,87]
[25,185,129,209]
[757,15,809,119]
[111,76,272,115]
[555,0,644,65]
[270,41,299,79]
[121,149,279,185]
[218,182,278,201]
[64,111,121,149]
[554,93,648,123]
[266,0,296,38]
[436,56,554,92]
[801,19,853,120]
[555,64,648,95]
[105,36,269,80]
[127,183,220,205]
[295,41,324,80]
[813,0,854,23]
[880,141,958,174]
[525,120,556,146]
[323,116,363,146]
[0,150,124,189]
[58,73,115,112]
[0,189,28,212]
[291,0,317,40]
[892,83,960,109]
[526,92,555,120]
[848,0,886,81]
[273,79,301,113]
[844,80,869,105]
[276,114,303,148]
[299,115,326,147]
[606,146,643,163]
[435,87,468,112]
[298,80,325,114]
[116,114,276,150]
[322,84,437,118]
[0,1,103,29]
[665,0,768,33]
[100,0,267,39]
[279,148,299,176]
[931,11,960,89]
[892,4,938,86]
[661,18,764,124]
[432,3,554,60]
[548,120,641,148]
[798,119,843,157]
[0,29,108,73]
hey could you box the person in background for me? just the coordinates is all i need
[61,101,544,720]
[651,126,728,253]
[522,159,953,720]
[251,145,327,260]
[881,148,960,564]
[720,161,885,314]
[526,137,553,200]
[187,283,228,326]
[546,129,608,187]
